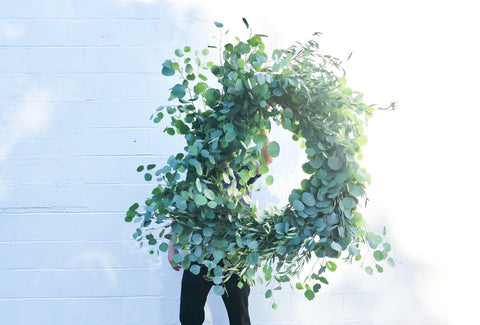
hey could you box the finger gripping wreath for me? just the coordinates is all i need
[125,20,394,305]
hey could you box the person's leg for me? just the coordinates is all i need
[221,274,251,325]
[180,266,212,325]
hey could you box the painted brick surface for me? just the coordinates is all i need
[0,1,436,324]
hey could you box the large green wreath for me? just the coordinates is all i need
[125,20,394,304]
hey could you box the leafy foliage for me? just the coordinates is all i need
[125,19,394,305]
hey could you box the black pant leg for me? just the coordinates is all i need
[221,274,251,325]
[180,267,212,325]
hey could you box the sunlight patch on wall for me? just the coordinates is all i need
[0,21,25,42]
[66,250,120,285]
[0,90,52,163]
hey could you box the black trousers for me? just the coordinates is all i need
[180,265,251,325]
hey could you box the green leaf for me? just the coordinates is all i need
[258,160,269,175]
[225,130,236,142]
[265,175,274,185]
[125,210,135,222]
[341,197,356,209]
[382,242,392,252]
[161,60,175,76]
[159,242,168,252]
[365,266,373,275]
[174,49,184,57]
[203,227,214,237]
[273,88,283,96]
[203,189,215,200]
[301,192,315,207]
[190,264,201,275]
[204,88,220,107]
[247,240,259,250]
[192,233,203,245]
[373,250,384,261]
[242,17,249,29]
[237,58,245,68]
[185,63,194,74]
[194,194,207,206]
[200,149,210,158]
[253,134,268,147]
[189,146,200,156]
[304,290,315,301]
[207,201,217,208]
[309,157,323,169]
[213,285,225,295]
[136,165,144,172]
[129,202,139,211]
[387,257,395,267]
[319,277,329,285]
[296,282,303,290]
[214,21,224,28]
[330,241,342,252]
[144,173,152,181]
[195,178,203,192]
[235,79,243,92]
[348,245,360,256]
[368,234,383,249]
[225,43,233,52]
[327,156,343,170]
[265,289,272,298]
[176,198,187,211]
[171,84,186,99]
[267,141,280,157]
[292,199,305,211]
[326,261,337,272]
[147,164,156,170]
[246,251,259,265]
[348,184,364,197]
[162,66,175,76]
[283,108,293,119]
[194,82,208,95]
[173,253,183,263]
[147,234,157,245]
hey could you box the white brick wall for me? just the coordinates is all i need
[0,1,448,324]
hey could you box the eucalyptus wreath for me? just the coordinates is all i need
[125,19,394,305]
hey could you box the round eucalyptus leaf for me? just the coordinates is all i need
[327,156,343,170]
[213,285,225,295]
[194,194,207,206]
[265,175,274,185]
[190,264,201,275]
[267,141,280,158]
[304,290,315,301]
[171,84,186,99]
